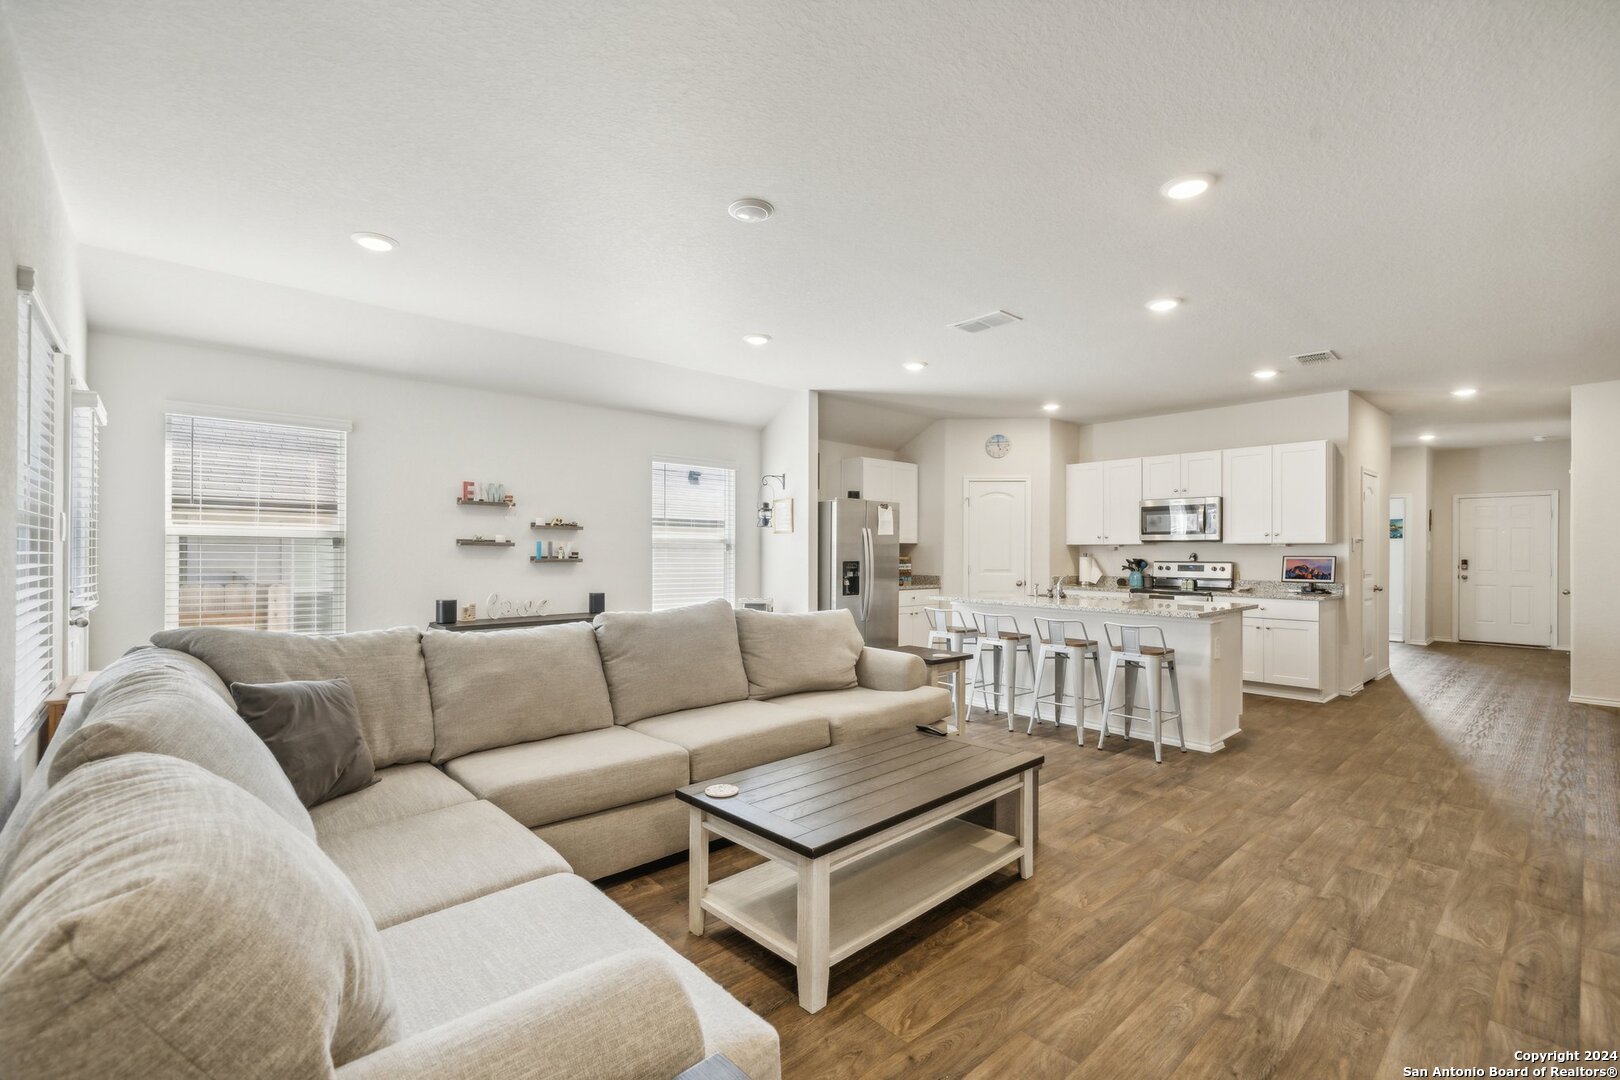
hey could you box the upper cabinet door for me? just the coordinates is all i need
[890,460,919,543]
[1065,462,1106,544]
[1140,455,1182,499]
[1180,451,1222,497]
[1222,445,1274,543]
[1273,440,1334,543]
[1102,458,1143,544]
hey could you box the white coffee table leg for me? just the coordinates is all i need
[1019,768,1037,879]
[688,807,708,936]
[796,855,831,1012]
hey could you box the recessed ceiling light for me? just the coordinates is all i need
[1419,433,1437,442]
[728,198,774,223]
[902,361,928,373]
[1042,402,1060,412]
[1252,369,1279,380]
[1145,297,1182,313]
[350,231,397,252]
[741,333,771,346]
[1451,387,1478,398]
[1160,174,1215,200]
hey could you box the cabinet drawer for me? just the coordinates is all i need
[1241,598,1320,622]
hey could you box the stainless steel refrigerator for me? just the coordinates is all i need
[817,498,900,647]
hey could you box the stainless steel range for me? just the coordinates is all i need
[1131,560,1235,599]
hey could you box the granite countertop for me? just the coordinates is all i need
[1063,579,1345,603]
[930,594,1259,620]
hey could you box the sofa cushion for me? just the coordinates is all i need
[735,607,863,699]
[152,625,435,769]
[321,800,570,928]
[629,699,830,782]
[232,676,378,807]
[47,647,315,840]
[772,685,953,742]
[311,762,475,840]
[422,624,614,763]
[379,873,780,1080]
[592,599,750,724]
[445,727,689,828]
[0,754,399,1079]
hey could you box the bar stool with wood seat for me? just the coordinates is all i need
[924,605,977,654]
[1029,617,1104,743]
[968,612,1035,729]
[1097,622,1186,763]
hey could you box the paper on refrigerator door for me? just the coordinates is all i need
[877,505,895,535]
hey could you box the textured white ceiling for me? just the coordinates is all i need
[8,1,1619,441]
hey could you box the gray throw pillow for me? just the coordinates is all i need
[230,678,377,808]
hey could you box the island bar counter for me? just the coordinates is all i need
[932,593,1259,753]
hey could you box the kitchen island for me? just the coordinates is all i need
[931,593,1258,753]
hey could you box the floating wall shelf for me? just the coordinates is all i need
[457,539,514,547]
[530,556,584,563]
[530,520,583,530]
[457,498,515,507]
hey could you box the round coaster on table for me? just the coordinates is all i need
[704,783,740,799]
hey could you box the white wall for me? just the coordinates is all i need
[1428,442,1571,649]
[2,20,86,816]
[761,391,818,611]
[816,440,895,501]
[89,332,763,666]
[1570,380,1620,705]
[1390,446,1434,644]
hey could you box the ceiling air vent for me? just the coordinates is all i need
[1290,349,1339,367]
[950,309,1023,334]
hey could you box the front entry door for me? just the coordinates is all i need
[965,479,1029,600]
[1456,494,1555,647]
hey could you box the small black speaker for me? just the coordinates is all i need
[435,599,457,624]
[588,592,606,615]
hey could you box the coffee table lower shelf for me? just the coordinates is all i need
[701,817,1021,969]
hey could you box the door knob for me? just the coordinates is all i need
[1460,574,1468,580]
[1562,589,1571,595]
[1016,580,1025,587]
[1372,585,1384,592]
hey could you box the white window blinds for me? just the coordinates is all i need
[164,412,348,633]
[14,293,61,741]
[69,391,106,613]
[650,460,735,611]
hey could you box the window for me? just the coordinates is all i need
[14,290,62,741]
[650,460,735,611]
[164,412,348,633]
[69,391,106,614]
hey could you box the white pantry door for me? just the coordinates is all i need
[1361,469,1383,680]
[1456,494,1555,647]
[965,479,1029,600]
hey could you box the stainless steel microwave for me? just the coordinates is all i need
[1140,496,1222,542]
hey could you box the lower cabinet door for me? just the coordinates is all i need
[1263,620,1321,688]
[899,607,931,648]
[1241,619,1267,682]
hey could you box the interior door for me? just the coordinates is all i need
[1456,494,1554,647]
[1389,496,1406,642]
[1361,469,1382,679]
[1222,446,1273,543]
[965,479,1029,599]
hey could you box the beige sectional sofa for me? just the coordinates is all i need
[0,601,949,1079]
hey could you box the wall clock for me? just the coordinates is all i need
[984,433,1011,459]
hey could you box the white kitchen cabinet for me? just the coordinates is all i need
[1242,597,1339,699]
[1241,620,1267,682]
[1262,620,1320,687]
[1143,451,1223,499]
[1222,445,1274,543]
[841,457,919,543]
[899,590,934,647]
[1271,440,1334,544]
[1065,459,1139,544]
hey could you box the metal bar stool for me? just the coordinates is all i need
[1030,617,1105,743]
[968,612,1036,729]
[923,607,977,722]
[1098,623,1186,763]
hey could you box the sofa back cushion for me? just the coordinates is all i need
[735,607,864,699]
[422,624,615,762]
[152,626,435,768]
[592,599,750,724]
[48,648,316,840]
[0,754,400,1078]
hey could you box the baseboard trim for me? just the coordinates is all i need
[1570,694,1620,709]
[1243,683,1339,705]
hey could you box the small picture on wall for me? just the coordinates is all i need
[1389,518,1405,539]
[772,498,794,534]
[1282,556,1337,582]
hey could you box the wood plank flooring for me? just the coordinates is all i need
[603,643,1620,1078]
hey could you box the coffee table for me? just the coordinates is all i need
[677,731,1042,1013]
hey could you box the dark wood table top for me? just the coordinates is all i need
[888,645,972,665]
[676,731,1043,859]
